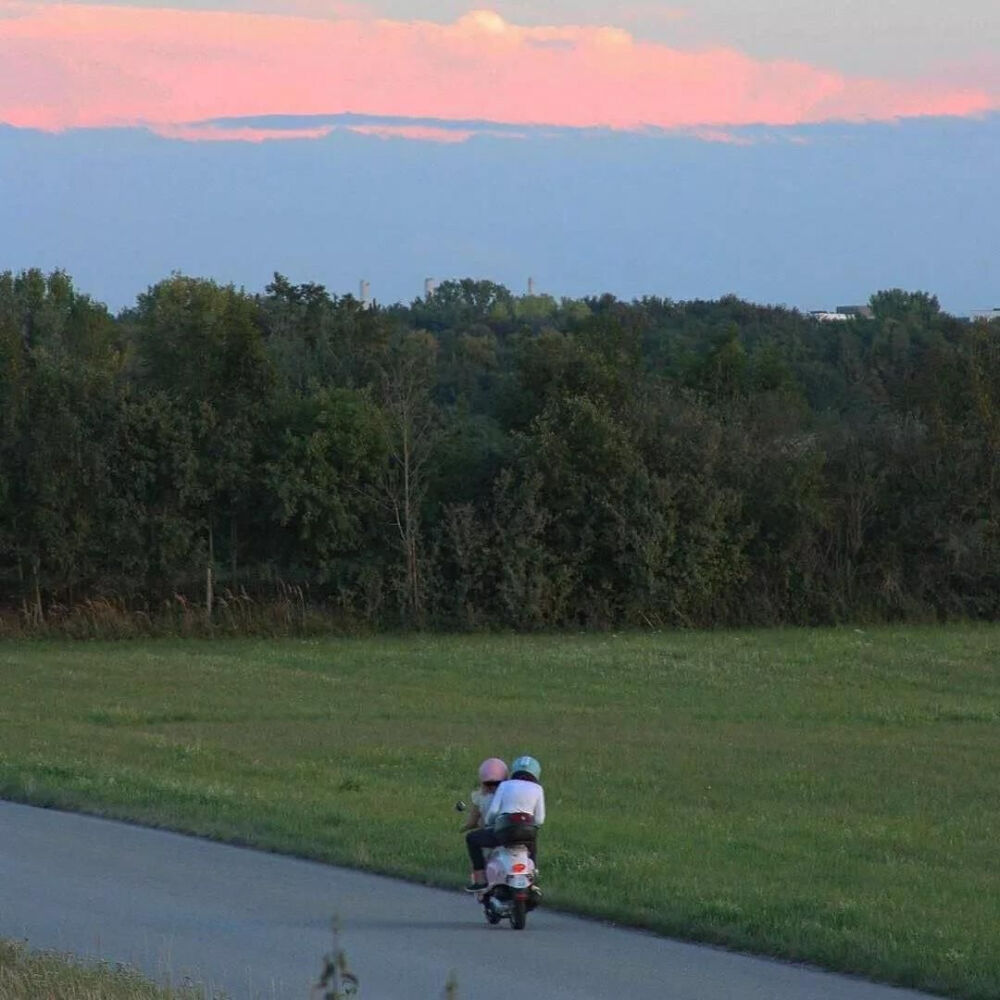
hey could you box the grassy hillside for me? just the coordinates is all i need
[1,628,997,998]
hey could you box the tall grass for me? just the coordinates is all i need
[1,931,451,1000]
[0,588,356,640]
[0,939,208,999]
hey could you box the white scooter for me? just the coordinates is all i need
[456,800,540,930]
[479,842,539,929]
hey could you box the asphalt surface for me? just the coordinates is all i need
[0,800,937,1000]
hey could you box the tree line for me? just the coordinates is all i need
[1,269,997,631]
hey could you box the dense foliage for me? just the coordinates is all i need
[1,270,997,629]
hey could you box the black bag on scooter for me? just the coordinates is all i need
[493,812,538,847]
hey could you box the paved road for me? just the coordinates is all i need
[0,800,935,1000]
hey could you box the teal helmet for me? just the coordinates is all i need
[511,755,541,781]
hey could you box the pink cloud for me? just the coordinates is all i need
[347,123,476,143]
[0,2,995,136]
[683,127,755,146]
[153,123,336,142]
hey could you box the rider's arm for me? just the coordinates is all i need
[461,802,482,831]
[484,784,505,825]
[533,786,545,825]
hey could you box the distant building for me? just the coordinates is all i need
[836,304,874,319]
[970,308,1000,322]
[809,305,873,322]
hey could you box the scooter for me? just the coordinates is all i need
[456,800,540,930]
[479,842,540,930]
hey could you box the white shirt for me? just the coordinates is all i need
[485,778,545,826]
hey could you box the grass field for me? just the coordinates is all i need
[0,628,997,999]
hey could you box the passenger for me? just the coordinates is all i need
[465,755,545,892]
[461,757,508,833]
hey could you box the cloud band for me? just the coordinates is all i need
[0,2,994,136]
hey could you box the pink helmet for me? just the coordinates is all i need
[478,758,509,783]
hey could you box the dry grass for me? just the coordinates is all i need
[0,587,344,640]
[0,939,208,1000]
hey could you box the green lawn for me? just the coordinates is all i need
[1,628,997,999]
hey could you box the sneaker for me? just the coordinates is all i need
[465,880,488,892]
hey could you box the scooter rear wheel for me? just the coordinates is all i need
[510,898,527,930]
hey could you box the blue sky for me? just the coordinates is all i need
[1,1,997,312]
[2,114,996,314]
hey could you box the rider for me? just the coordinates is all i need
[461,757,508,833]
[465,755,545,892]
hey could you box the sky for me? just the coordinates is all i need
[1,0,997,312]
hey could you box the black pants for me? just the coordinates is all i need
[466,827,537,870]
